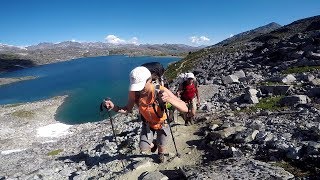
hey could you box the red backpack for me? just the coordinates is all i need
[181,81,197,102]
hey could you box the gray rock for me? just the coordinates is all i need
[182,158,294,180]
[133,160,152,170]
[311,78,320,86]
[279,95,311,106]
[307,87,320,97]
[141,171,169,180]
[233,70,246,79]
[307,141,320,155]
[286,146,303,160]
[244,88,259,104]
[222,75,239,84]
[260,85,292,95]
[281,74,296,84]
[256,131,274,143]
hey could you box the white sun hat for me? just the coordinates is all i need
[129,66,151,91]
[186,72,195,79]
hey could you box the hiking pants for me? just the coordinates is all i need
[139,122,170,152]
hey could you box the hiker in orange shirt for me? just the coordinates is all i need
[104,66,187,163]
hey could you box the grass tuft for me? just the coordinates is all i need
[47,149,63,156]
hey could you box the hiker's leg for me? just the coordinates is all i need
[139,123,155,153]
[156,125,170,154]
[156,125,170,163]
[185,101,192,125]
[191,98,197,117]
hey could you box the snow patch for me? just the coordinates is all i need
[37,123,72,138]
[1,149,26,155]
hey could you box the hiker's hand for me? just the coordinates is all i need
[104,100,114,110]
[159,90,171,103]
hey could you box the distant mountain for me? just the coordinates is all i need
[0,42,201,72]
[251,15,320,43]
[215,22,282,46]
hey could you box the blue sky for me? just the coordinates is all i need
[1,0,319,46]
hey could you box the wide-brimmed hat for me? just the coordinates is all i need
[129,66,151,91]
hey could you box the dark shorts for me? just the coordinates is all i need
[139,121,170,151]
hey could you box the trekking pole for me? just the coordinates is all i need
[100,99,125,169]
[164,108,181,158]
[155,89,181,158]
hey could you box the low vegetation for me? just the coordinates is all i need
[47,149,63,156]
[238,96,284,113]
[11,110,35,118]
[282,66,320,74]
[271,160,312,178]
[252,96,284,111]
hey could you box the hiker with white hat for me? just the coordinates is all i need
[104,66,188,163]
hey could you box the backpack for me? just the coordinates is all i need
[141,62,165,85]
[135,83,167,130]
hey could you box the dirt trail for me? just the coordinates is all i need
[117,113,205,180]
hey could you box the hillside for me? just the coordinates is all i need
[164,14,320,178]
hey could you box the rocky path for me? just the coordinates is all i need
[117,114,204,180]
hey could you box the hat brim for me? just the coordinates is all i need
[129,81,146,91]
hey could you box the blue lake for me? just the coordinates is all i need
[0,55,179,124]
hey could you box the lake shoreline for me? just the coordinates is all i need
[0,76,37,86]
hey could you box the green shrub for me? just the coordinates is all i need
[238,96,284,113]
[252,96,284,111]
[47,149,63,156]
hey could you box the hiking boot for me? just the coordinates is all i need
[158,153,165,163]
[151,141,158,153]
[185,116,192,126]
[189,117,194,125]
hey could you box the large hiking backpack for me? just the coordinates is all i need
[141,62,165,84]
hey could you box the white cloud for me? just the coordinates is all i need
[229,34,234,38]
[105,35,126,44]
[128,37,139,45]
[189,36,210,44]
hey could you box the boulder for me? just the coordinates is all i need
[222,75,239,84]
[307,87,320,97]
[279,95,311,106]
[244,88,259,104]
[311,78,320,86]
[260,85,292,95]
[140,171,169,180]
[306,51,320,59]
[281,74,296,84]
[233,70,246,79]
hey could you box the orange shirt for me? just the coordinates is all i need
[138,85,167,130]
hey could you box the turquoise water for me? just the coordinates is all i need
[0,55,179,124]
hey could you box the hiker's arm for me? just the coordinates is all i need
[161,87,188,112]
[105,92,135,113]
[196,86,200,105]
[176,84,183,97]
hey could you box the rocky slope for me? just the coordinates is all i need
[165,14,320,178]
